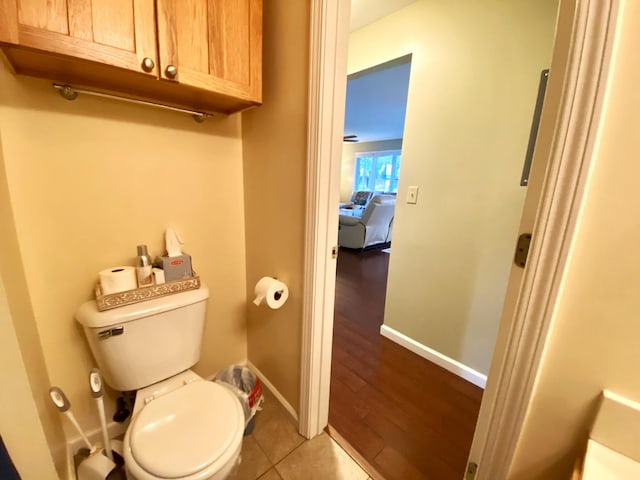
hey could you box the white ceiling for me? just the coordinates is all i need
[345,1,416,143]
[350,0,417,32]
[344,59,411,143]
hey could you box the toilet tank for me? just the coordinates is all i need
[76,286,210,392]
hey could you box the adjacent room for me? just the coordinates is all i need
[337,55,410,252]
[329,1,560,478]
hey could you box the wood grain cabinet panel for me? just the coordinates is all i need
[0,0,262,114]
[157,0,262,104]
[0,0,157,76]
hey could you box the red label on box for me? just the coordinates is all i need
[170,260,184,266]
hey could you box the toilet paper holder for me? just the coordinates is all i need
[253,276,289,309]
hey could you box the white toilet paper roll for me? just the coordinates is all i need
[152,267,165,285]
[99,266,137,295]
[253,277,289,309]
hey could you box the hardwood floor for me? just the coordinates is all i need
[328,248,483,480]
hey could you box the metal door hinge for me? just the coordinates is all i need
[465,462,478,480]
[331,246,338,259]
[514,233,532,268]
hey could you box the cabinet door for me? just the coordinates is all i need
[0,0,157,76]
[156,0,262,104]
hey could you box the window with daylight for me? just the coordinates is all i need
[354,150,401,194]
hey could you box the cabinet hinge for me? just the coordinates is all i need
[465,462,478,480]
[514,233,532,268]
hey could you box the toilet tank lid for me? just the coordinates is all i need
[75,285,209,329]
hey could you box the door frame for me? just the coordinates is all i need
[299,0,350,437]
[300,0,619,477]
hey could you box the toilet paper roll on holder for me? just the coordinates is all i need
[253,276,288,308]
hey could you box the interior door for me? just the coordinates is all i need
[0,0,158,76]
[466,0,577,471]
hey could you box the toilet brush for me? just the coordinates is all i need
[89,369,113,462]
[49,385,117,480]
[49,387,97,454]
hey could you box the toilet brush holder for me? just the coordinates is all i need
[76,439,124,480]
[77,448,116,480]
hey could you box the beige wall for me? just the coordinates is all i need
[0,127,67,473]
[347,0,558,374]
[340,139,403,203]
[242,0,310,413]
[467,0,576,464]
[0,61,248,452]
[0,276,59,479]
[509,2,640,478]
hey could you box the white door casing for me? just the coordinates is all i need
[299,0,350,438]
[300,1,619,479]
[468,0,620,478]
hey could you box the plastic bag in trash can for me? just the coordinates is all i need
[214,365,264,429]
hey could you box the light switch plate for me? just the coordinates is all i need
[406,186,419,204]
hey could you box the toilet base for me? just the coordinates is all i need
[125,442,242,480]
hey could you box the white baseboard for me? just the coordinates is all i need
[247,360,299,421]
[208,361,298,421]
[380,325,487,389]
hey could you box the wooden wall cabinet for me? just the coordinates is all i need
[0,0,262,114]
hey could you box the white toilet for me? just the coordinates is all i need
[76,285,245,480]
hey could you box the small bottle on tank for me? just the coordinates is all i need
[135,245,153,287]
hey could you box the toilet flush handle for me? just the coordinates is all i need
[97,326,124,339]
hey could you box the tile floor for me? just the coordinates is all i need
[230,386,372,480]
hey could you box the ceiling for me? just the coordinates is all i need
[349,0,417,32]
[343,58,412,143]
[345,1,416,143]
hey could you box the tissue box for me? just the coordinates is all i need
[160,254,193,282]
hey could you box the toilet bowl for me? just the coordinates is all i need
[123,371,245,480]
[75,285,246,479]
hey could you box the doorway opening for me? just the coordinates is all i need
[325,2,560,478]
[337,56,410,253]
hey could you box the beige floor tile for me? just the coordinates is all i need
[258,468,283,480]
[229,434,272,480]
[275,432,369,480]
[252,387,305,464]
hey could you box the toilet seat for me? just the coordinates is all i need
[125,380,244,479]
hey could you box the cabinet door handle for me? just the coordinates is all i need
[165,65,178,79]
[141,57,155,72]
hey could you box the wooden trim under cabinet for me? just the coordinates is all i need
[14,26,154,75]
[0,46,260,115]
